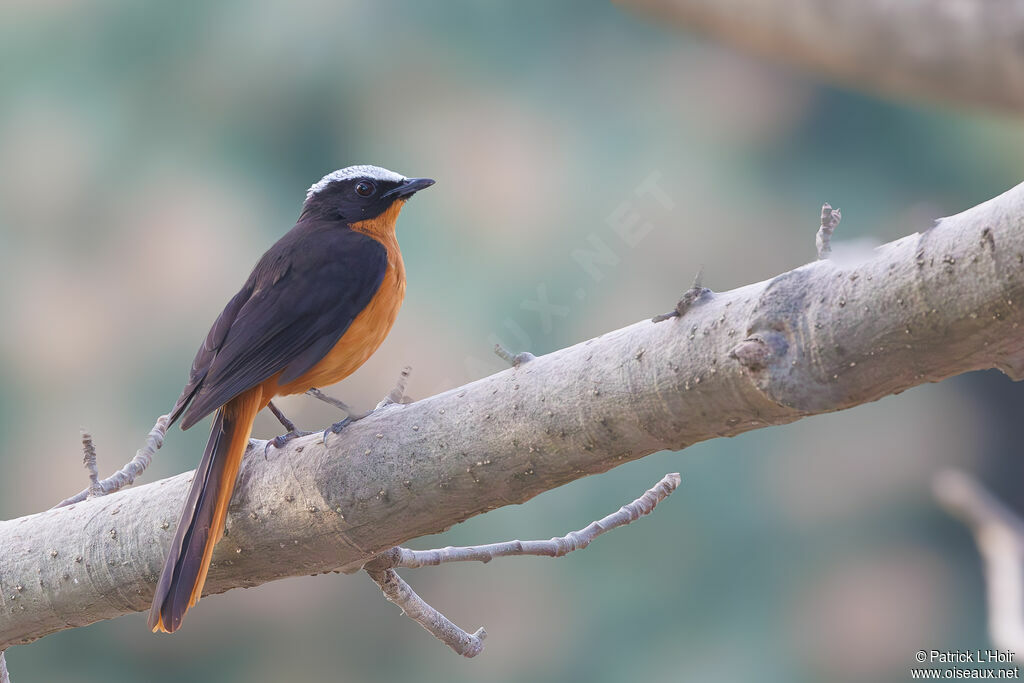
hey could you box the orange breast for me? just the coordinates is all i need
[259,200,409,402]
[274,248,405,397]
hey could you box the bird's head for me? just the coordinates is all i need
[301,165,435,232]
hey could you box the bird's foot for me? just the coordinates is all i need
[313,367,414,443]
[321,413,371,442]
[264,400,313,455]
[264,430,311,456]
[307,387,373,443]
[265,429,314,456]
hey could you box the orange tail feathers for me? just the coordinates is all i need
[149,388,262,633]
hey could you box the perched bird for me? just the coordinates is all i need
[148,165,434,633]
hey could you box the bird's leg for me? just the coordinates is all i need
[265,401,313,454]
[269,400,300,432]
[306,388,373,420]
[314,367,413,441]
[307,388,373,441]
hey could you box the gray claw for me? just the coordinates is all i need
[265,429,313,456]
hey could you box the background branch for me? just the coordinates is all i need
[618,0,1024,114]
[2,182,1023,649]
[934,470,1024,653]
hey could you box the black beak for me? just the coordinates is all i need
[384,177,435,200]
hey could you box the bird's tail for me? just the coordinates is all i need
[148,389,262,633]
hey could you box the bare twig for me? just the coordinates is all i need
[494,344,535,367]
[934,470,1024,652]
[395,472,681,567]
[816,203,842,259]
[364,566,487,658]
[80,431,101,499]
[52,414,170,509]
[0,650,9,683]
[361,473,680,656]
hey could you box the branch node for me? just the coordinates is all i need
[729,336,771,371]
[652,269,711,322]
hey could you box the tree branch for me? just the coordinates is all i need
[618,0,1024,114]
[2,181,1023,649]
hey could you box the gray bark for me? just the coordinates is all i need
[619,0,1024,114]
[2,182,1024,649]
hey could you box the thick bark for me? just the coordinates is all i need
[2,182,1023,649]
[619,0,1024,114]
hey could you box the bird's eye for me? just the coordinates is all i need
[355,181,375,197]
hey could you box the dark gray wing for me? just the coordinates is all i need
[169,226,388,430]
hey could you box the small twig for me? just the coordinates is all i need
[364,566,487,658]
[80,431,102,499]
[652,269,710,322]
[493,344,535,367]
[0,650,10,683]
[362,472,680,657]
[934,469,1024,652]
[52,414,170,509]
[816,202,842,259]
[401,472,680,567]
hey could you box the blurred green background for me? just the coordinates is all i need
[2,2,1024,682]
